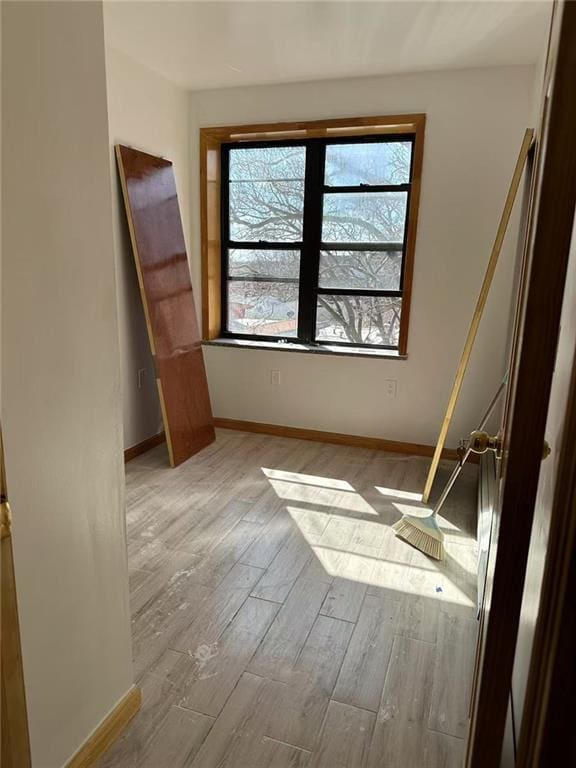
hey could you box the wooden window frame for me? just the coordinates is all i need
[200,114,425,355]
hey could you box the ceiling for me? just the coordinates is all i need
[104,1,551,91]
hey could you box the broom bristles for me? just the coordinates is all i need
[392,515,445,561]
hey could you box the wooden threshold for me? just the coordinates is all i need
[66,686,141,768]
[124,432,166,463]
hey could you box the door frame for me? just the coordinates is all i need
[466,2,576,764]
[1,427,32,767]
[517,301,576,765]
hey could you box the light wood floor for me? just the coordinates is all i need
[100,429,479,768]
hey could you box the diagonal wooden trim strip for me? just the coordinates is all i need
[66,686,141,768]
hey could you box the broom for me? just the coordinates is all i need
[393,512,445,560]
[392,377,507,560]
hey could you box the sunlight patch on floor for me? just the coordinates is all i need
[266,477,378,514]
[392,502,462,532]
[310,545,474,607]
[287,506,331,536]
[262,464,477,609]
[262,467,355,491]
[443,542,478,577]
[375,486,423,502]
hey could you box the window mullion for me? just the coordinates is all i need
[220,145,230,334]
[396,134,416,293]
[297,141,324,343]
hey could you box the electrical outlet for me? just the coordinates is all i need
[137,368,146,389]
[270,370,280,387]
[385,379,397,398]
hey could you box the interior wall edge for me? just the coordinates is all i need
[65,685,141,768]
[3,2,134,764]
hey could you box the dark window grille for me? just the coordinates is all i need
[220,134,415,350]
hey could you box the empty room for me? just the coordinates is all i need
[3,1,576,767]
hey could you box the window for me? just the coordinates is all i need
[201,115,424,355]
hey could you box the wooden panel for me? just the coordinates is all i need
[116,145,215,467]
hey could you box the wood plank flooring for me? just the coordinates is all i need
[99,429,479,767]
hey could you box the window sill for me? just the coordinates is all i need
[203,338,407,360]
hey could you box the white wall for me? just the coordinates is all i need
[2,3,133,766]
[189,65,536,448]
[105,46,192,450]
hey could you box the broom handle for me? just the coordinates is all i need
[433,376,507,517]
[422,129,534,504]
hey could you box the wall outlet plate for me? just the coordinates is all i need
[385,379,397,398]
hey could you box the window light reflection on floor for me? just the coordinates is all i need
[375,485,423,502]
[262,466,476,608]
[264,476,377,514]
[283,505,474,606]
[262,467,354,491]
[310,545,474,607]
[286,505,331,537]
[391,502,461,531]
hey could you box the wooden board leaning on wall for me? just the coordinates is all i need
[116,146,215,467]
